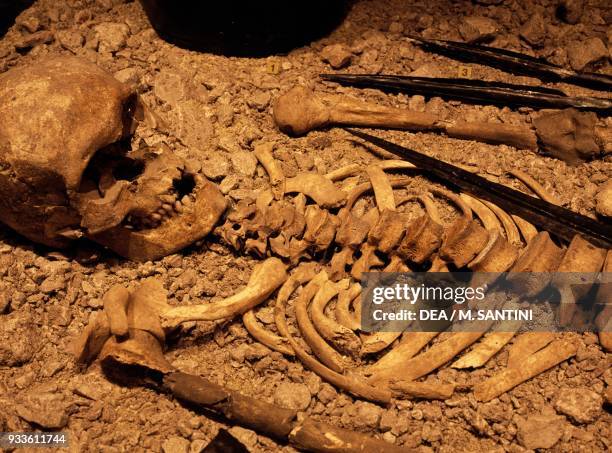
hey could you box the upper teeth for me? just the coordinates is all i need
[123,177,199,231]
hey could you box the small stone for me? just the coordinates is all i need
[354,401,383,428]
[596,179,612,217]
[227,426,257,450]
[567,38,608,71]
[16,14,40,33]
[247,91,271,111]
[317,383,337,403]
[15,392,68,429]
[161,436,189,453]
[155,70,188,104]
[0,312,38,366]
[230,151,258,176]
[219,175,240,195]
[408,95,426,112]
[557,0,584,24]
[15,30,53,49]
[459,16,500,43]
[321,44,352,69]
[388,22,404,34]
[516,413,565,450]
[94,22,130,53]
[554,388,602,423]
[202,152,230,180]
[604,386,612,405]
[520,14,546,47]
[383,431,396,444]
[274,382,312,411]
[40,275,65,294]
[114,67,139,85]
[56,30,84,52]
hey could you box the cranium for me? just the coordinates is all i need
[0,56,226,260]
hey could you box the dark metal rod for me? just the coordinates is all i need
[321,73,612,112]
[408,36,612,92]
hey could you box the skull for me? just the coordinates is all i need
[0,56,227,260]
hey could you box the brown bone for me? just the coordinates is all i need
[273,86,537,150]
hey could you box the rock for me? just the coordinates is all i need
[520,14,546,47]
[354,401,383,428]
[533,108,600,164]
[459,16,500,43]
[317,383,337,403]
[15,14,41,33]
[40,275,65,293]
[56,30,84,52]
[321,44,352,69]
[155,70,189,105]
[0,292,8,313]
[202,152,230,180]
[388,22,404,34]
[557,0,584,24]
[408,95,426,112]
[161,436,189,453]
[247,91,271,111]
[273,382,312,411]
[605,386,612,405]
[15,392,68,429]
[175,101,215,149]
[114,67,139,85]
[554,388,602,423]
[94,22,130,53]
[596,180,612,217]
[516,413,565,450]
[567,38,608,71]
[15,30,53,50]
[230,151,258,177]
[0,311,39,366]
[219,175,239,194]
[228,426,258,450]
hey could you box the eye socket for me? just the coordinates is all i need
[113,157,145,181]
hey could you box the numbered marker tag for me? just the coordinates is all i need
[267,60,281,75]
[458,66,472,78]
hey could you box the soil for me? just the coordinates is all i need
[0,0,611,452]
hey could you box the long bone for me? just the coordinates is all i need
[474,338,578,402]
[273,86,538,150]
[79,290,404,452]
[161,258,288,329]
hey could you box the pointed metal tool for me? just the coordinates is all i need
[320,73,612,113]
[345,128,612,249]
[408,36,612,92]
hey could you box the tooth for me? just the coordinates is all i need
[162,203,173,213]
[174,201,183,213]
[157,208,166,215]
[152,213,162,221]
[182,195,192,206]
[159,194,175,203]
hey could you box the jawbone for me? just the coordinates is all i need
[89,179,227,261]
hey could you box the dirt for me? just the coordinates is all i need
[0,0,611,452]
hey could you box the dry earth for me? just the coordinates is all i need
[0,0,611,452]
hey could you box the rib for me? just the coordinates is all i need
[346,129,612,249]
